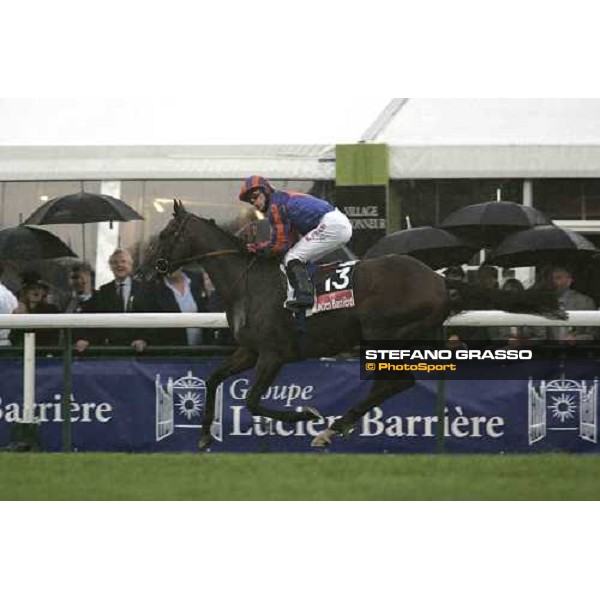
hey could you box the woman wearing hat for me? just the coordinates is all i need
[10,271,61,347]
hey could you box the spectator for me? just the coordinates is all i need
[0,262,18,347]
[460,265,499,344]
[443,265,465,284]
[476,265,499,290]
[445,332,468,351]
[148,268,209,346]
[445,265,500,344]
[502,277,525,293]
[64,261,94,313]
[443,265,488,344]
[10,271,61,346]
[443,266,465,311]
[550,266,596,342]
[528,265,596,343]
[531,264,554,291]
[75,248,151,353]
[489,278,528,346]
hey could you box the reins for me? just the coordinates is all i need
[170,249,240,269]
[154,211,242,273]
[153,212,261,302]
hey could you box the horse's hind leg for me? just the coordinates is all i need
[311,312,444,446]
[199,346,258,450]
[246,353,322,423]
[311,375,414,448]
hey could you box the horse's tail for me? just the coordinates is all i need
[445,281,567,319]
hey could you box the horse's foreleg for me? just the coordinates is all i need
[199,346,258,450]
[246,353,322,424]
[311,376,415,448]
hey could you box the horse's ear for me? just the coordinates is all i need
[173,199,187,217]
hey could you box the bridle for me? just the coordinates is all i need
[152,214,255,299]
[155,249,240,275]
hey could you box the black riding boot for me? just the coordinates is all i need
[285,260,314,309]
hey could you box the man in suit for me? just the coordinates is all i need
[75,248,151,353]
[528,265,596,343]
[64,261,94,313]
[549,266,596,342]
[148,268,209,346]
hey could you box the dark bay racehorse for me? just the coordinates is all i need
[137,201,563,448]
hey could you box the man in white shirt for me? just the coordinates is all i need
[148,268,208,346]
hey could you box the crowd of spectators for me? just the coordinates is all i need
[0,248,230,352]
[2,248,600,353]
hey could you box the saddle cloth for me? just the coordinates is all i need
[283,260,358,315]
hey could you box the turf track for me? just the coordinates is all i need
[1,453,600,500]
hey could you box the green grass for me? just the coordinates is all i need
[1,453,600,500]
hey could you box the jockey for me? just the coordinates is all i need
[239,175,353,309]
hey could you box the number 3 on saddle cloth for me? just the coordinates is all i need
[282,261,358,315]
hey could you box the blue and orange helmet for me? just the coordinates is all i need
[239,176,275,202]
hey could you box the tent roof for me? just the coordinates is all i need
[0,99,389,146]
[370,99,600,179]
[0,98,390,180]
[0,144,335,181]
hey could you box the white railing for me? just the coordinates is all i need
[1,310,600,329]
[445,310,600,327]
[0,313,230,329]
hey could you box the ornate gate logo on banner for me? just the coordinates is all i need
[155,371,223,443]
[528,378,598,445]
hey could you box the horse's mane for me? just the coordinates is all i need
[186,212,245,251]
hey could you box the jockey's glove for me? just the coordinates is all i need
[246,242,270,254]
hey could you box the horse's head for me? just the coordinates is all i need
[135,199,245,282]
[136,199,196,282]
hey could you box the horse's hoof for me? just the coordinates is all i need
[311,428,336,448]
[198,435,214,451]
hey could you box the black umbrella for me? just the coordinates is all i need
[23,192,143,225]
[441,201,552,247]
[487,225,599,267]
[0,225,77,261]
[23,191,143,260]
[364,226,478,269]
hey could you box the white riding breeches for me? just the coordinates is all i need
[284,209,353,265]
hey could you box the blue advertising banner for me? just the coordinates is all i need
[0,357,598,453]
